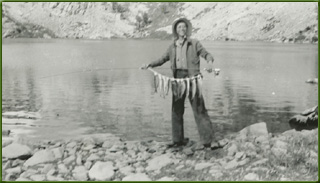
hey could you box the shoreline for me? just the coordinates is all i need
[2,122,318,181]
[2,37,318,45]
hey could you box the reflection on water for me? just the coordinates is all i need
[2,39,318,141]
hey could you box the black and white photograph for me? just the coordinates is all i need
[2,2,318,181]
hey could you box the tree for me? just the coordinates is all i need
[142,12,149,26]
[136,15,142,30]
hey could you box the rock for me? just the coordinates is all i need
[12,159,24,167]
[3,160,12,170]
[29,174,46,181]
[122,173,152,181]
[227,144,238,156]
[15,177,31,181]
[119,165,135,176]
[5,173,16,181]
[20,168,38,178]
[289,113,318,131]
[84,161,93,170]
[251,158,269,166]
[87,154,100,161]
[235,151,245,159]
[194,162,214,170]
[58,164,69,174]
[182,147,194,156]
[156,176,175,181]
[63,155,76,165]
[225,159,238,169]
[24,149,56,167]
[47,175,64,181]
[305,78,318,84]
[66,141,78,149]
[2,139,13,147]
[271,147,287,158]
[73,166,88,181]
[76,154,83,165]
[46,168,56,176]
[244,173,259,181]
[238,158,250,166]
[51,147,64,159]
[89,161,115,181]
[209,169,223,177]
[83,144,96,151]
[176,165,184,170]
[3,143,32,159]
[146,154,174,171]
[136,167,145,173]
[41,164,54,174]
[5,166,22,174]
[238,122,269,139]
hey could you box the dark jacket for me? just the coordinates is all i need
[148,38,214,77]
[148,18,214,77]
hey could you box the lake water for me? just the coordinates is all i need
[2,39,318,142]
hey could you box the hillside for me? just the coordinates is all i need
[2,2,318,43]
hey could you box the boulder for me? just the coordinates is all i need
[146,154,174,171]
[24,150,56,167]
[238,122,269,140]
[289,106,318,131]
[122,173,152,181]
[73,166,88,181]
[89,161,115,181]
[3,143,32,159]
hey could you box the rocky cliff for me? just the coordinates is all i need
[2,2,318,43]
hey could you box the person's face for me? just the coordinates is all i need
[176,22,187,37]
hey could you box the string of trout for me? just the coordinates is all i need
[39,67,219,79]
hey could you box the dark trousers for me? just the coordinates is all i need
[172,70,213,145]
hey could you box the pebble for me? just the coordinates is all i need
[29,174,46,181]
[73,166,88,181]
[122,173,152,181]
[87,153,100,161]
[5,166,22,174]
[24,149,56,167]
[63,155,76,165]
[88,161,115,181]
[156,176,175,181]
[194,162,214,170]
[244,173,259,181]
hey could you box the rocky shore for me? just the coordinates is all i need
[2,122,318,181]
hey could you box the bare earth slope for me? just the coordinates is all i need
[2,2,318,43]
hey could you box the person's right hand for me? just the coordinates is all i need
[140,64,150,70]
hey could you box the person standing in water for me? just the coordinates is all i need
[141,18,216,149]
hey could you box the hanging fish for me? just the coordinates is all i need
[165,78,171,95]
[185,78,190,99]
[154,73,158,92]
[159,74,163,97]
[180,79,186,99]
[191,77,197,100]
[172,80,178,99]
[197,75,203,98]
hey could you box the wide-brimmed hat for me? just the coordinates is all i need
[172,18,192,39]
